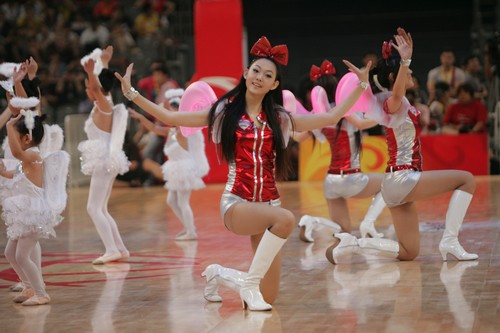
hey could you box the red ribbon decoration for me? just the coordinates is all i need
[382,40,394,60]
[310,59,336,81]
[250,36,289,66]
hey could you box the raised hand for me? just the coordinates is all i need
[343,59,371,84]
[393,27,413,60]
[100,45,113,68]
[114,63,134,95]
[83,59,95,76]
[12,63,28,84]
[27,57,38,80]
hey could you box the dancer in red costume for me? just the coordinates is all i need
[115,36,371,310]
[297,59,386,242]
[326,28,478,264]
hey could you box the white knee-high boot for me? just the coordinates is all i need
[298,215,341,243]
[201,264,247,302]
[240,230,286,311]
[439,190,478,261]
[359,192,385,238]
[326,233,399,264]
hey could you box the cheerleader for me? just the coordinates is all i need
[78,48,130,265]
[297,59,386,242]
[327,28,478,264]
[129,88,209,240]
[115,36,370,310]
[1,97,69,305]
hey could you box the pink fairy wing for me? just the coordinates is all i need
[311,85,330,114]
[282,90,297,113]
[179,81,217,136]
[335,72,376,116]
[282,90,310,115]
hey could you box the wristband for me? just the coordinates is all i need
[359,81,369,90]
[400,59,412,67]
[124,87,139,101]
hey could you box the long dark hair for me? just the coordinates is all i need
[208,57,293,180]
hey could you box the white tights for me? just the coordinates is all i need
[87,169,127,256]
[166,190,195,234]
[4,234,46,296]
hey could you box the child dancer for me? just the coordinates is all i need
[78,48,130,265]
[327,28,478,264]
[297,59,385,242]
[1,97,69,305]
[0,58,58,293]
[129,88,209,241]
[115,36,371,310]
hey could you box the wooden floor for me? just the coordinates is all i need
[0,176,499,333]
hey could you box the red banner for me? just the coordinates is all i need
[299,133,489,181]
[192,0,243,183]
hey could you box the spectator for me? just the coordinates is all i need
[463,55,488,102]
[428,81,452,133]
[442,82,488,135]
[427,49,466,101]
[93,0,119,20]
[133,3,160,38]
[79,17,110,54]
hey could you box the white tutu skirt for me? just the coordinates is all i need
[78,139,130,175]
[162,159,205,191]
[2,194,63,240]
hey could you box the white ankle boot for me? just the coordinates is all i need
[201,264,247,302]
[298,215,341,243]
[359,192,385,238]
[240,230,286,311]
[439,190,478,261]
[326,233,399,264]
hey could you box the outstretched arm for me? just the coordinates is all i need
[292,60,371,132]
[115,64,209,127]
[345,114,378,130]
[128,108,170,136]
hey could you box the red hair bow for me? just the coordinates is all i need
[250,36,289,66]
[382,40,394,60]
[310,59,336,81]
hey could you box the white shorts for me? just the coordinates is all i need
[381,170,421,207]
[323,173,369,199]
[219,191,282,219]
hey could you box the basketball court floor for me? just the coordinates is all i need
[0,176,499,332]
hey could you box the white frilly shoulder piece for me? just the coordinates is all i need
[365,91,410,128]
